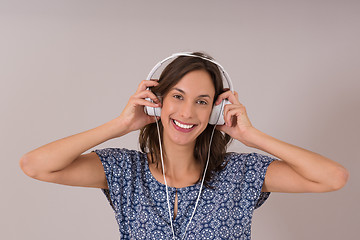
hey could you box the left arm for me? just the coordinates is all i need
[216,91,349,193]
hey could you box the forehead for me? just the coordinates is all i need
[171,70,215,97]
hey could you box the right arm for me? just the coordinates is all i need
[19,80,161,189]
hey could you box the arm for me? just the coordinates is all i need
[216,91,349,193]
[19,80,161,188]
[20,118,127,188]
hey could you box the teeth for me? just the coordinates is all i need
[173,120,194,129]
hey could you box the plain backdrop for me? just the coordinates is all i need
[1,0,359,239]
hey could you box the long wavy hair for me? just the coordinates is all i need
[139,52,232,187]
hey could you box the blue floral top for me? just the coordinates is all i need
[94,148,274,240]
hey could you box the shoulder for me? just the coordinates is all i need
[224,152,275,174]
[225,152,274,164]
[94,148,143,158]
[94,148,146,166]
[94,148,148,186]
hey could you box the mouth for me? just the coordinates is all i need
[171,119,197,132]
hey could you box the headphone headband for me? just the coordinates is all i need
[146,52,234,92]
[144,52,233,125]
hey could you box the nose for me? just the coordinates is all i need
[179,100,194,119]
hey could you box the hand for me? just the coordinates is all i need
[116,80,161,136]
[215,90,255,146]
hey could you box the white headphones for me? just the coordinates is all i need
[144,52,234,125]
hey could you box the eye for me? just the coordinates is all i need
[197,100,208,105]
[173,94,183,100]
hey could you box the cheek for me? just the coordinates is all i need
[200,108,213,123]
[160,101,173,115]
[159,101,175,123]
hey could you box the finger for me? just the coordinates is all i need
[223,104,241,126]
[135,89,161,104]
[223,103,239,112]
[215,90,240,105]
[135,80,159,93]
[224,103,246,118]
[132,98,161,108]
[225,107,243,126]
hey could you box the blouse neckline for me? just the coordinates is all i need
[142,151,201,192]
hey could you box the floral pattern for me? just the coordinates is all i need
[94,148,274,239]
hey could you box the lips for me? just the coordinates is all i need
[171,118,197,133]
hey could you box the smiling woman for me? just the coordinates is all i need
[19,52,348,240]
[139,53,231,189]
[162,71,214,140]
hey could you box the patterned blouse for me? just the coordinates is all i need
[94,148,274,240]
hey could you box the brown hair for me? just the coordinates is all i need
[139,52,232,187]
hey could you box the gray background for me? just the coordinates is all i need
[1,0,359,239]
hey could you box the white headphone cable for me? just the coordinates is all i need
[154,113,176,240]
[181,124,215,240]
[153,109,216,240]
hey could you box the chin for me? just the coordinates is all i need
[167,128,206,147]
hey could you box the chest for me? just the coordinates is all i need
[117,181,256,239]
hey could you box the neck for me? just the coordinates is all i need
[149,137,202,188]
[162,141,197,176]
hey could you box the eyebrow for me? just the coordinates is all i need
[172,87,211,98]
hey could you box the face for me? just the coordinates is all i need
[160,70,215,147]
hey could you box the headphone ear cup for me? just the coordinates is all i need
[144,98,162,117]
[209,99,231,125]
[209,100,224,125]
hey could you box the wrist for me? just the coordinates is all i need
[238,127,266,149]
[103,117,131,139]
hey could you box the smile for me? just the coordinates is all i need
[171,119,197,133]
[173,119,194,129]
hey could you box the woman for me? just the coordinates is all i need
[20,52,349,239]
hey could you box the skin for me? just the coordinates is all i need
[19,70,349,195]
[216,90,349,193]
[148,70,215,188]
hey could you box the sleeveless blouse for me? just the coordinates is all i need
[94,148,274,239]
